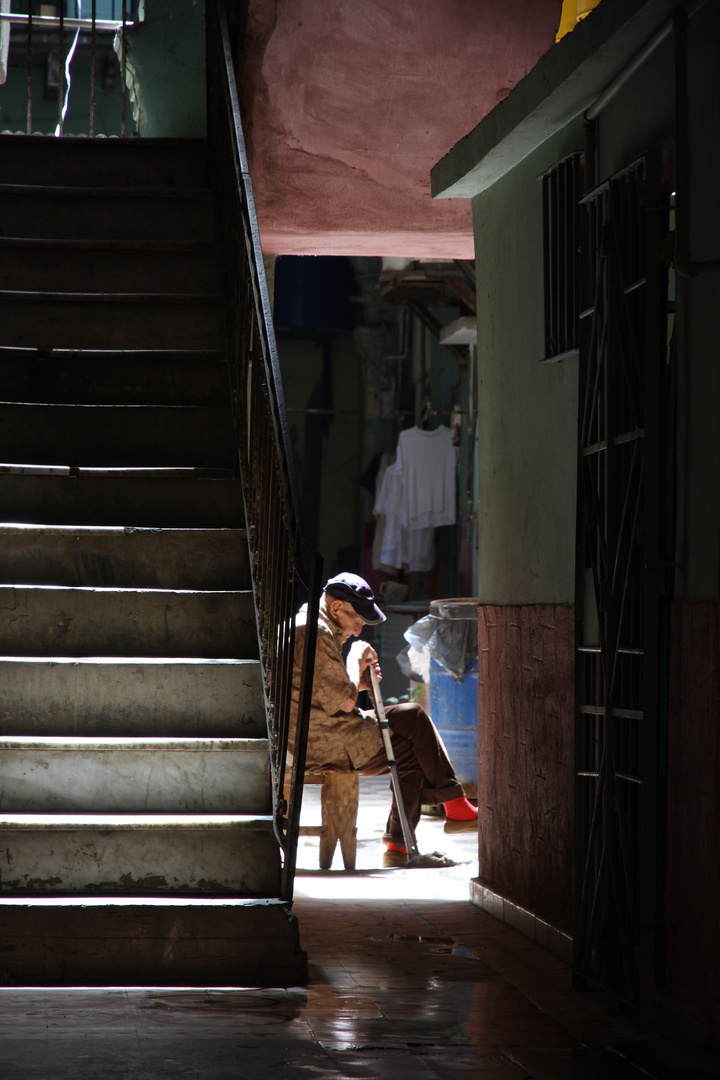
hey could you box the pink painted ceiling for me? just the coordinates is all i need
[240,0,562,258]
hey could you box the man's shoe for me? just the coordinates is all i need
[382,848,408,867]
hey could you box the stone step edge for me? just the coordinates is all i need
[0,524,245,533]
[0,183,212,199]
[0,290,221,305]
[0,584,250,595]
[0,656,259,664]
[0,465,236,477]
[0,815,273,828]
[0,737,267,751]
[0,896,287,908]
[0,347,227,360]
[0,237,216,252]
[0,402,229,410]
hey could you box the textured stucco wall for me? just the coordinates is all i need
[240,0,561,256]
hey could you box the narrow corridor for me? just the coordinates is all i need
[0,778,716,1079]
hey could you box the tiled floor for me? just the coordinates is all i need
[1,777,719,1079]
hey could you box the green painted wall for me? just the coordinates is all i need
[596,31,674,182]
[472,122,581,606]
[125,0,206,137]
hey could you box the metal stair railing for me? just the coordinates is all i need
[206,0,322,902]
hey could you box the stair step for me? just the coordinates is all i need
[0,525,250,589]
[0,134,212,189]
[0,657,265,738]
[0,897,307,987]
[0,239,223,295]
[0,294,226,351]
[0,585,258,658]
[0,737,270,814]
[0,815,278,897]
[0,188,216,243]
[0,349,230,406]
[0,403,235,468]
[0,470,244,527]
[0,134,287,945]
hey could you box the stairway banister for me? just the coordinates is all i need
[206,0,322,902]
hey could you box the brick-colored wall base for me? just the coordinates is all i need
[477,604,574,931]
[476,601,720,1046]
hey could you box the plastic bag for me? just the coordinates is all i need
[403,613,478,683]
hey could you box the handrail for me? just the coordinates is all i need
[206,0,322,902]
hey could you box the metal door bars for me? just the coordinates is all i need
[574,154,668,1006]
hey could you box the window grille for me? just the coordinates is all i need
[540,151,582,361]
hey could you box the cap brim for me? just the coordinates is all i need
[357,603,386,625]
[325,581,386,624]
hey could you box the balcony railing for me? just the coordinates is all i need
[0,2,136,136]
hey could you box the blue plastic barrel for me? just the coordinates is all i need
[428,656,478,789]
[426,598,478,790]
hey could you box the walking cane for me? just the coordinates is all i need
[368,665,419,860]
[368,666,455,869]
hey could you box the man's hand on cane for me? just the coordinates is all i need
[346,640,382,694]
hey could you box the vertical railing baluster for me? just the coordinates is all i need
[121,0,127,137]
[90,0,96,137]
[57,3,65,135]
[26,2,33,134]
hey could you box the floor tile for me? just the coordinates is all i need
[506,1047,654,1080]
[0,778,714,1079]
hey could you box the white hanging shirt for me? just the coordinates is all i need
[396,425,456,530]
[374,460,435,572]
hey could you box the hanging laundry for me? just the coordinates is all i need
[396,424,456,530]
[372,452,396,571]
[375,461,435,571]
[372,424,455,573]
[374,459,404,569]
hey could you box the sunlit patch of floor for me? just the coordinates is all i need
[293,775,479,902]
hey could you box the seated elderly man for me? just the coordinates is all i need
[290,572,477,866]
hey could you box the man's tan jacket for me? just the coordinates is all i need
[289,595,383,772]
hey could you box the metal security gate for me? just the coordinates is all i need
[574,154,670,1006]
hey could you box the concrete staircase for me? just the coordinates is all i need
[0,134,306,986]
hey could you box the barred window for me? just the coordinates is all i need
[540,152,582,362]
